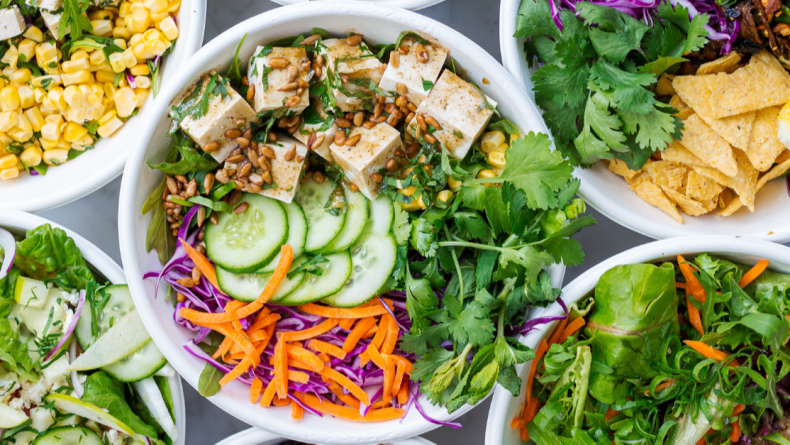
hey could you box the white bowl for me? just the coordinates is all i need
[0,1,206,213]
[216,428,436,445]
[118,2,562,443]
[484,235,790,445]
[499,0,790,242]
[0,208,187,445]
[270,0,445,10]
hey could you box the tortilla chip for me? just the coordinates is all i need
[746,107,785,172]
[777,150,790,164]
[679,114,739,177]
[716,158,790,216]
[607,158,639,180]
[634,180,684,224]
[662,186,711,216]
[718,194,745,216]
[646,160,689,191]
[661,141,708,168]
[718,188,733,209]
[709,50,790,118]
[696,51,742,75]
[627,171,651,191]
[657,74,675,96]
[686,170,724,201]
[673,74,756,151]
[670,95,694,119]
[693,148,759,211]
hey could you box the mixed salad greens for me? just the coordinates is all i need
[143,28,592,423]
[512,254,790,445]
[0,224,178,445]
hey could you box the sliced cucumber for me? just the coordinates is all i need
[258,200,307,274]
[33,426,103,445]
[205,194,288,273]
[320,184,369,254]
[217,256,308,302]
[368,195,394,235]
[14,276,49,309]
[68,310,150,372]
[46,394,134,436]
[75,285,135,349]
[102,339,167,382]
[296,179,346,253]
[323,233,397,307]
[277,251,352,305]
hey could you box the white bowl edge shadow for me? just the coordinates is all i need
[0,208,187,445]
[0,0,206,213]
[499,0,790,243]
[484,235,790,445]
[117,2,561,443]
[270,0,446,11]
[215,427,437,445]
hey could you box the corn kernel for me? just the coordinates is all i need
[89,50,106,67]
[130,9,151,34]
[150,11,169,22]
[63,86,82,106]
[114,87,136,117]
[35,42,58,63]
[95,70,115,84]
[24,108,44,132]
[84,106,97,122]
[39,137,58,150]
[151,41,167,56]
[145,0,167,13]
[134,76,151,90]
[111,26,131,40]
[114,39,128,51]
[67,106,86,123]
[0,132,11,149]
[108,53,126,73]
[477,169,497,187]
[134,88,149,106]
[0,153,16,169]
[436,190,453,203]
[89,9,113,20]
[130,2,147,12]
[62,70,92,86]
[31,75,61,90]
[0,167,18,179]
[119,1,131,17]
[122,48,138,68]
[480,131,505,153]
[71,50,90,61]
[447,176,462,190]
[96,115,123,138]
[33,88,46,103]
[23,26,43,43]
[45,114,63,126]
[41,122,59,140]
[91,20,113,37]
[11,68,31,84]
[17,39,36,64]
[398,185,417,197]
[43,149,68,166]
[98,110,117,125]
[63,122,88,142]
[167,0,180,13]
[159,16,178,40]
[129,33,143,47]
[129,64,149,76]
[55,138,70,150]
[0,78,6,90]
[103,82,117,100]
[488,150,506,168]
[16,86,33,109]
[1,88,20,112]
[16,114,32,133]
[8,127,33,143]
[62,58,91,73]
[1,46,18,69]
[19,146,41,167]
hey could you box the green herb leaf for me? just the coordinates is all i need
[198,363,222,397]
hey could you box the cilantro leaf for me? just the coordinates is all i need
[410,218,438,258]
[617,102,684,151]
[589,60,656,114]
[532,63,590,110]
[514,0,561,40]
[392,203,412,246]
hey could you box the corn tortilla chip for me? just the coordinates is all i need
[627,171,651,191]
[716,158,790,216]
[718,194,745,216]
[657,74,675,96]
[746,107,785,172]
[635,180,684,224]
[776,150,790,164]
[686,170,724,201]
[709,50,790,118]
[696,51,742,75]
[662,186,711,216]
[670,95,694,119]
[694,148,759,211]
[679,114,738,177]
[673,74,756,151]
[607,158,639,180]
[662,141,708,168]
[646,160,689,191]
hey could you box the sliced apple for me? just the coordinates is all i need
[45,393,135,436]
[68,310,150,372]
[14,276,49,309]
[0,403,30,428]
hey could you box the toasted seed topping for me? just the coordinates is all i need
[269,57,290,69]
[346,34,364,46]
[345,134,362,147]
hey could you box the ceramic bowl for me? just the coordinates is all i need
[215,428,436,445]
[269,0,445,10]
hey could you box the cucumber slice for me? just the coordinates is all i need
[102,339,167,382]
[277,251,352,305]
[320,184,369,254]
[14,276,49,309]
[45,394,134,436]
[323,233,397,307]
[33,426,103,445]
[0,404,28,428]
[75,285,135,349]
[368,195,395,235]
[68,310,150,372]
[205,194,288,273]
[217,256,308,302]
[258,200,307,274]
[296,179,346,253]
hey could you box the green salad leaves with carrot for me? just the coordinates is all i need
[512,255,790,445]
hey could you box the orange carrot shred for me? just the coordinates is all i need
[220,357,252,387]
[360,316,389,366]
[250,378,263,404]
[605,408,619,422]
[678,255,706,302]
[274,340,288,399]
[520,427,529,442]
[297,393,404,422]
[286,345,324,373]
[397,380,409,405]
[739,259,769,288]
[390,354,413,375]
[272,395,290,407]
[645,379,675,396]
[291,399,303,420]
[730,418,741,442]
[548,316,569,346]
[687,296,705,336]
[212,336,233,360]
[382,354,395,404]
[676,281,687,289]
[297,299,394,319]
[180,239,222,291]
[342,317,378,353]
[320,367,370,405]
[261,379,277,407]
[558,317,586,344]
[523,399,542,423]
[280,318,339,342]
[511,417,527,429]
[526,339,549,407]
[327,381,361,409]
[366,343,387,370]
[339,318,355,330]
[684,340,740,366]
[308,339,346,360]
[732,404,746,416]
[381,314,400,355]
[288,370,309,384]
[392,359,406,397]
[249,313,281,333]
[234,244,293,319]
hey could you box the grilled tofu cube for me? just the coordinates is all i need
[329,123,403,200]
[405,70,497,159]
[173,73,259,163]
[319,38,383,112]
[248,46,311,114]
[292,100,337,163]
[0,6,25,40]
[259,134,308,204]
[378,35,449,106]
[40,10,63,38]
[38,0,61,10]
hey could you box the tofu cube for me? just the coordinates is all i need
[0,6,26,41]
[329,123,403,200]
[292,100,337,163]
[320,38,383,112]
[405,70,497,159]
[172,72,259,163]
[259,134,308,204]
[248,46,310,114]
[41,10,64,39]
[378,35,449,106]
[38,0,61,10]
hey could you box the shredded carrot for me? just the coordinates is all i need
[291,400,303,420]
[249,330,271,343]
[676,281,687,289]
[362,324,378,338]
[526,338,549,407]
[739,259,769,288]
[390,354,413,375]
[392,359,406,397]
[224,300,246,330]
[318,352,331,363]
[520,427,529,442]
[645,379,675,396]
[260,379,277,407]
[249,313,281,333]
[697,437,707,445]
[732,404,746,416]
[522,399,542,423]
[252,307,271,324]
[380,314,400,355]
[327,381,361,409]
[288,370,309,384]
[397,380,409,405]
[339,318,355,330]
[212,336,233,360]
[250,378,263,404]
[370,400,390,409]
[298,393,404,422]
[273,340,288,399]
[220,358,253,387]
[684,340,740,366]
[360,316,389,366]
[280,318,339,342]
[558,317,586,344]
[678,255,706,302]
[298,298,394,319]
[510,417,527,429]
[548,316,569,346]
[320,367,370,405]
[730,418,741,442]
[180,239,222,291]
[342,317,378,353]
[366,343,387,370]
[209,323,259,367]
[687,296,705,336]
[272,395,290,407]
[308,339,346,360]
[605,408,619,422]
[286,345,324,373]
[234,244,294,319]
[382,354,395,404]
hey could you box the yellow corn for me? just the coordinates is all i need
[398,185,417,196]
[17,39,36,63]
[67,106,86,124]
[134,76,151,89]
[63,86,82,106]
[113,26,133,40]
[75,133,93,147]
[159,16,178,40]
[23,26,43,43]
[480,131,505,153]
[488,150,506,168]
[33,88,46,103]
[447,176,462,190]
[16,114,32,133]
[108,53,126,73]
[71,50,90,61]
[62,58,91,73]
[89,50,107,66]
[89,9,113,20]
[95,70,117,84]
[63,122,88,142]
[98,110,117,125]
[45,114,63,126]
[150,11,169,22]
[19,146,41,167]
[31,75,61,90]
[130,9,151,34]
[97,116,123,138]
[0,154,16,169]
[129,33,143,47]
[18,86,34,109]
[130,64,150,76]
[24,107,44,132]
[476,169,497,188]
[43,148,68,166]
[114,38,128,51]
[145,0,168,13]
[436,190,453,203]
[62,70,92,86]
[11,68,32,84]
[114,87,136,117]
[1,88,20,112]
[91,20,113,37]
[122,48,138,68]
[35,42,57,64]
[167,0,180,12]
[2,46,18,69]
[39,137,58,150]
[119,1,131,17]
[135,88,149,106]
[8,127,33,143]
[41,123,59,140]
[0,167,18,179]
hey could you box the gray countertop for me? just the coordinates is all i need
[39,0,657,443]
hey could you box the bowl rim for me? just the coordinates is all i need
[215,428,437,445]
[118,1,565,442]
[269,0,446,11]
[0,208,187,445]
[484,234,790,445]
[498,0,790,243]
[0,0,207,213]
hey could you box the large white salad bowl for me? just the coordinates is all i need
[499,0,790,242]
[484,235,790,445]
[0,0,206,213]
[215,428,436,445]
[0,208,187,445]
[117,2,564,443]
[269,0,446,10]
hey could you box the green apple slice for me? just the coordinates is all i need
[45,393,135,436]
[14,276,49,309]
[68,310,150,372]
[0,403,29,428]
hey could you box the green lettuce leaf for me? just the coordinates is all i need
[14,224,94,291]
[0,318,37,381]
[82,371,159,438]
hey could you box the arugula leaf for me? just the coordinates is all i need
[143,180,176,265]
[148,134,219,175]
[82,372,159,438]
[226,34,247,85]
[59,0,93,41]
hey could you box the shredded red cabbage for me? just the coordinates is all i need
[45,290,85,362]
